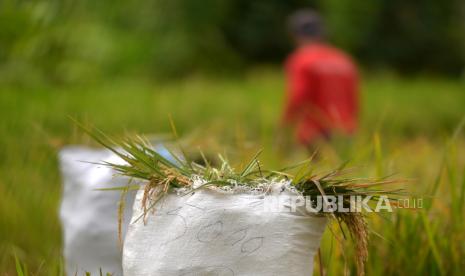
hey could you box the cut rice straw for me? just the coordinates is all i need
[77,121,405,276]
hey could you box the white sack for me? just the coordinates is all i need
[59,145,175,275]
[124,184,327,276]
[59,146,132,276]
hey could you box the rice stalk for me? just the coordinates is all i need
[79,123,403,276]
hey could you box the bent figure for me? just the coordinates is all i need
[283,9,359,147]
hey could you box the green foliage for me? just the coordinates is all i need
[1,71,465,274]
[320,0,381,54]
[220,0,314,62]
[363,0,465,74]
[15,254,26,276]
[1,0,463,85]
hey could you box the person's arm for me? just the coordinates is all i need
[282,58,309,124]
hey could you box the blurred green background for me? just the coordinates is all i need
[1,0,465,275]
[2,0,465,84]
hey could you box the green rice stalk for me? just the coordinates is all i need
[79,123,403,276]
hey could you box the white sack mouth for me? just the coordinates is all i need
[123,181,327,276]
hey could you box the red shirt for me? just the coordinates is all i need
[283,43,359,145]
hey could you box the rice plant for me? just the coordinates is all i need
[78,122,404,276]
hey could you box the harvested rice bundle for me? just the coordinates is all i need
[83,126,402,276]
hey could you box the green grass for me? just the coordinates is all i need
[1,69,465,275]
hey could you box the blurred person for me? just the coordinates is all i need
[281,9,359,150]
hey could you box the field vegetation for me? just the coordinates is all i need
[1,69,465,275]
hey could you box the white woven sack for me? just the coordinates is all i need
[59,146,132,276]
[123,183,327,276]
[59,144,177,275]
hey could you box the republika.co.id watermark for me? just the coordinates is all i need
[263,195,423,213]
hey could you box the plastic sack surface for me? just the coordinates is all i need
[59,146,133,276]
[124,184,327,276]
[59,144,177,275]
